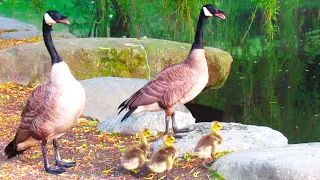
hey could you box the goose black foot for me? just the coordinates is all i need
[172,134,184,139]
[45,166,66,174]
[55,160,77,168]
[173,127,194,134]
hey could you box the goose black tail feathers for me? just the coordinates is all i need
[4,138,24,159]
[120,107,137,122]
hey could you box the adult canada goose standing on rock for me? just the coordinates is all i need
[4,10,86,174]
[118,4,226,135]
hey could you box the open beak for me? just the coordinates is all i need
[58,19,70,24]
[215,13,226,19]
[58,15,70,24]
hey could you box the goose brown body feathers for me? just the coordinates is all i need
[119,4,226,135]
[120,50,207,113]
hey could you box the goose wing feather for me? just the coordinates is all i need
[15,85,48,143]
[123,63,197,109]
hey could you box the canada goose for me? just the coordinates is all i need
[121,128,152,170]
[194,121,223,160]
[4,10,86,174]
[148,135,177,179]
[118,4,226,135]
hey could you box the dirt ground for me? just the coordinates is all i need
[0,83,223,180]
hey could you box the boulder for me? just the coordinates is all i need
[0,38,232,89]
[97,104,195,135]
[212,143,320,180]
[0,16,75,39]
[0,16,37,32]
[80,77,147,121]
[0,31,76,39]
[151,122,288,157]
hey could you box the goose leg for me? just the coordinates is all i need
[41,141,66,174]
[165,115,170,135]
[53,139,76,168]
[171,111,193,134]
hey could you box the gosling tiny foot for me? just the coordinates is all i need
[45,166,66,174]
[55,160,76,168]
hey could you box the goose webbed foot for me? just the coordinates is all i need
[55,160,76,168]
[173,126,194,134]
[42,142,66,174]
[45,166,66,174]
[53,139,76,168]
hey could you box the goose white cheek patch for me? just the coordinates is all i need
[203,7,213,17]
[44,13,56,25]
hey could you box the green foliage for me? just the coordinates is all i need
[251,0,280,41]
[182,152,193,162]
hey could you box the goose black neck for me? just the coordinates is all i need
[191,11,207,50]
[43,19,62,65]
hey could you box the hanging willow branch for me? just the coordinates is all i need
[240,5,258,44]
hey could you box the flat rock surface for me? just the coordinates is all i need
[212,143,320,180]
[151,122,288,157]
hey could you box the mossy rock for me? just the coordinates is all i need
[0,38,232,89]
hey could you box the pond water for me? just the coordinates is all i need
[0,0,319,143]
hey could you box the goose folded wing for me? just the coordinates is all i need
[129,63,197,108]
[15,85,47,143]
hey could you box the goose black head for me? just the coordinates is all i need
[44,10,69,26]
[202,4,226,19]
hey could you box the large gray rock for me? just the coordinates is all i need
[212,143,320,180]
[0,30,76,39]
[0,16,75,39]
[97,105,195,135]
[0,16,37,32]
[0,38,232,89]
[151,122,288,157]
[80,77,147,121]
